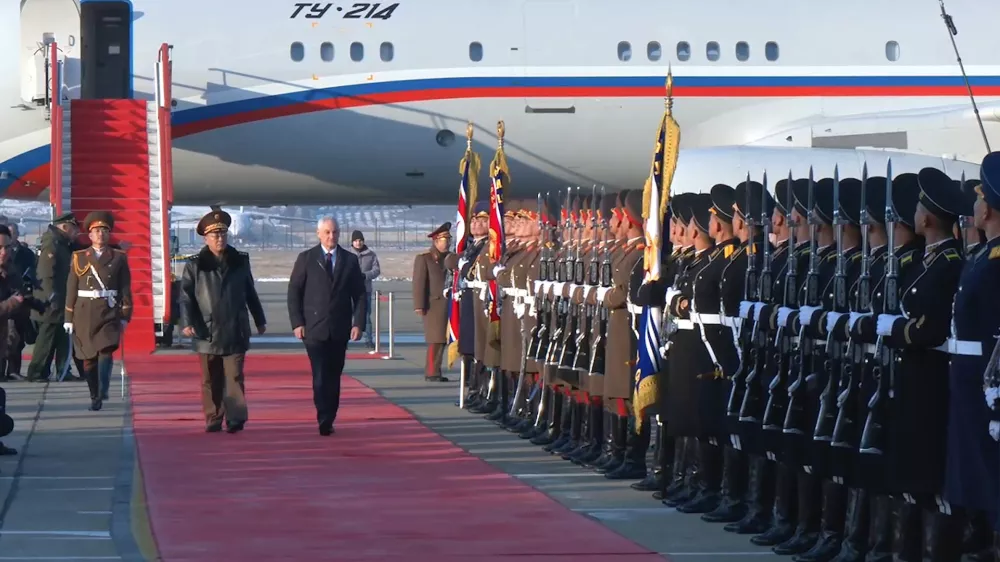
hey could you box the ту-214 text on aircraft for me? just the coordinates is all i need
[1,0,999,206]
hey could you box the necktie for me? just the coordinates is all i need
[325,251,334,278]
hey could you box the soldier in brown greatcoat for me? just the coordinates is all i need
[503,201,541,432]
[512,202,543,436]
[64,211,132,411]
[412,222,452,382]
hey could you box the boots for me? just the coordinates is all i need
[702,444,749,523]
[964,511,996,561]
[486,371,510,423]
[663,438,699,506]
[922,507,964,562]
[543,395,575,452]
[518,387,545,438]
[828,487,869,562]
[595,413,626,474]
[551,399,583,455]
[587,411,616,469]
[792,479,847,562]
[633,418,672,492]
[772,470,821,555]
[604,415,648,480]
[531,390,564,446]
[863,494,893,562]
[469,368,497,414]
[751,460,796,545]
[676,439,722,514]
[725,454,774,534]
[572,404,605,465]
[564,400,597,461]
[893,499,922,562]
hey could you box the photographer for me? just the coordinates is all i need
[0,224,34,457]
[2,223,38,381]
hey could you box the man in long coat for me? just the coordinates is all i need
[64,212,132,411]
[413,222,452,382]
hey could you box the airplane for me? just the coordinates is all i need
[1,0,999,209]
[172,205,316,240]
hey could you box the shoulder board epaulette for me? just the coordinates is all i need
[71,251,89,277]
[825,252,837,262]
[900,250,916,266]
[710,248,722,259]
[943,248,962,262]
[73,248,87,255]
[635,243,646,251]
[989,246,1000,260]
[724,245,735,259]
[800,247,811,255]
[238,251,249,257]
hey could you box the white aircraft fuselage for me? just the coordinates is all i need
[1,0,999,206]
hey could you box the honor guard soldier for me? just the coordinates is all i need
[64,211,132,411]
[507,201,542,434]
[465,202,494,411]
[497,200,529,426]
[959,179,987,256]
[445,202,489,404]
[484,200,521,424]
[947,152,1000,556]
[412,222,453,382]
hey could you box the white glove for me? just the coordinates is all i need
[848,312,870,331]
[533,280,543,293]
[665,288,680,304]
[552,282,565,295]
[63,322,73,334]
[514,303,526,318]
[990,421,1000,442]
[985,387,999,409]
[799,305,820,327]
[739,301,753,319]
[753,302,766,321]
[596,287,610,303]
[876,314,903,337]
[492,264,505,278]
[826,312,844,334]
[584,285,595,300]
[458,257,468,271]
[777,306,793,328]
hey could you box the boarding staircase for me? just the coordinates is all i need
[48,43,175,354]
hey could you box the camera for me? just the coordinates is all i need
[16,270,51,314]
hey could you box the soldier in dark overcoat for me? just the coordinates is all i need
[64,212,132,411]
[412,222,453,382]
[444,201,488,403]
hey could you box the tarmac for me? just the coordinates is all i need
[0,281,788,560]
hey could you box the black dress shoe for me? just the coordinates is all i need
[226,423,245,434]
[0,444,17,456]
[425,376,450,382]
[205,424,223,433]
[319,426,334,436]
[89,399,102,411]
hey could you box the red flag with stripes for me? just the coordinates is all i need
[486,122,510,337]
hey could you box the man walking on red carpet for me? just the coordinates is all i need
[287,216,367,436]
[179,210,267,434]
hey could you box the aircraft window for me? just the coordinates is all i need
[647,41,662,61]
[469,42,483,62]
[676,42,691,61]
[885,41,900,61]
[350,42,364,61]
[618,41,632,62]
[706,41,720,62]
[321,42,334,62]
[735,41,749,62]
[380,42,394,62]
[290,42,305,62]
[765,41,779,61]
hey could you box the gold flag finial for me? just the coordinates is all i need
[497,120,505,148]
[665,65,674,115]
[466,122,474,149]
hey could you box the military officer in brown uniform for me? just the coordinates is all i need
[505,202,542,432]
[64,211,132,411]
[412,222,452,382]
[488,201,523,423]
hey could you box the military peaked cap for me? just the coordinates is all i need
[428,222,452,239]
[691,193,713,234]
[673,193,694,225]
[837,178,863,226]
[774,178,794,215]
[980,151,1000,211]
[959,180,980,217]
[624,190,643,227]
[196,210,230,236]
[52,212,76,226]
[710,184,736,223]
[735,180,775,222]
[599,190,616,221]
[863,177,888,224]
[917,167,964,221]
[812,178,836,225]
[473,201,490,218]
[84,211,115,232]
[791,178,812,218]
[890,173,921,229]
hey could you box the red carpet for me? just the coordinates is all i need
[130,355,661,561]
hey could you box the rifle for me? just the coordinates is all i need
[533,192,557,363]
[832,164,871,447]
[590,187,611,375]
[558,187,583,368]
[762,170,797,430]
[728,173,759,417]
[544,187,573,365]
[527,192,547,359]
[860,160,896,455]
[740,172,773,422]
[815,166,849,441]
[573,186,599,371]
[783,168,820,435]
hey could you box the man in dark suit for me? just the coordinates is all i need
[287,216,367,436]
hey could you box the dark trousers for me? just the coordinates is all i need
[199,353,248,428]
[26,321,63,380]
[425,343,444,377]
[305,339,347,428]
[82,353,114,401]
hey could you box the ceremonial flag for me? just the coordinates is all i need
[446,124,480,369]
[486,121,510,339]
[634,71,681,431]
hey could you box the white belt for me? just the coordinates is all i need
[722,316,741,329]
[78,290,117,298]
[627,303,643,315]
[933,338,982,356]
[467,281,487,290]
[691,312,723,325]
[864,343,876,354]
[675,319,695,330]
[501,287,516,296]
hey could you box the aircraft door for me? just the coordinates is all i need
[522,1,578,114]
[19,0,81,105]
[80,1,133,99]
